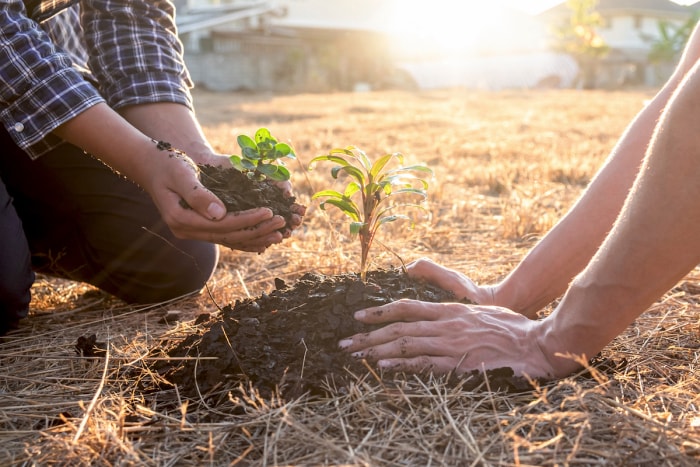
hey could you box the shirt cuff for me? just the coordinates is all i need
[1,67,105,159]
[102,71,193,111]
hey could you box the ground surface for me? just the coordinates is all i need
[1,89,698,466]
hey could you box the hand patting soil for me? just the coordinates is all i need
[153,268,535,400]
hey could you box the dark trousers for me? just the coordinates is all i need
[0,128,218,334]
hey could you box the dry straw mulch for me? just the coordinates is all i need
[1,89,699,466]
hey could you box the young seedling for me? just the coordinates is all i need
[309,146,432,281]
[229,127,296,181]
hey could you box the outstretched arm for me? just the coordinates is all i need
[541,56,700,375]
[412,22,700,319]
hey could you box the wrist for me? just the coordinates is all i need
[176,141,218,164]
[491,279,540,318]
[534,316,588,378]
[536,281,620,377]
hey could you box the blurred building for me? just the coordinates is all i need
[174,0,397,92]
[174,0,700,92]
[540,0,700,87]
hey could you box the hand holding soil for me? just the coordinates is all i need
[197,163,306,249]
[195,128,306,250]
[146,143,302,252]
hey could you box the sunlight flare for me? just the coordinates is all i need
[384,1,544,58]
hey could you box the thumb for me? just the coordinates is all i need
[186,187,227,220]
[177,175,227,220]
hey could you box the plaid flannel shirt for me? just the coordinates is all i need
[0,0,193,158]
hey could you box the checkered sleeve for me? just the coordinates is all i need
[81,0,194,111]
[0,0,105,158]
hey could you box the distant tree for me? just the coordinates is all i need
[645,12,700,65]
[550,0,609,89]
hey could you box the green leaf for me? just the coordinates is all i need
[345,146,372,171]
[257,163,279,177]
[254,128,273,145]
[393,187,429,198]
[374,204,428,225]
[229,155,244,170]
[274,142,296,160]
[384,173,429,190]
[318,198,361,222]
[328,147,357,158]
[369,153,398,181]
[237,134,257,151]
[387,164,433,175]
[242,146,261,161]
[344,182,361,198]
[349,221,365,235]
[311,189,345,200]
[240,158,257,171]
[331,165,366,185]
[309,154,352,167]
[377,214,407,225]
[266,165,291,181]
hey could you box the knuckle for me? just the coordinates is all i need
[388,322,408,337]
[416,356,435,373]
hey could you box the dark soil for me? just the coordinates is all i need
[153,268,537,401]
[198,164,298,232]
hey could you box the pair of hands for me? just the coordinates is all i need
[145,149,304,253]
[339,258,568,380]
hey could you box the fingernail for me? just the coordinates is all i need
[208,202,225,220]
[354,309,365,319]
[338,339,352,349]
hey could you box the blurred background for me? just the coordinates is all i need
[174,0,700,93]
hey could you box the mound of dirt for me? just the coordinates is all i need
[153,268,535,400]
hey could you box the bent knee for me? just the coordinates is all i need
[109,241,219,304]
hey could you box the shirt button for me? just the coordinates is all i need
[14,122,24,132]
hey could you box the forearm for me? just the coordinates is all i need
[497,22,700,318]
[494,82,675,317]
[541,63,700,375]
[52,103,159,187]
[118,102,217,163]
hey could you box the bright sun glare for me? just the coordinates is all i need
[384,1,542,59]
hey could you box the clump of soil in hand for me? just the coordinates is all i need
[153,268,535,401]
[198,164,299,232]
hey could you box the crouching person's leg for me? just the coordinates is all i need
[0,179,34,335]
[4,139,219,306]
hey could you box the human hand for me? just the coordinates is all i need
[190,153,306,243]
[339,299,570,379]
[407,258,496,305]
[270,179,307,238]
[143,149,288,253]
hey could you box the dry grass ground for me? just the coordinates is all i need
[1,88,699,466]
